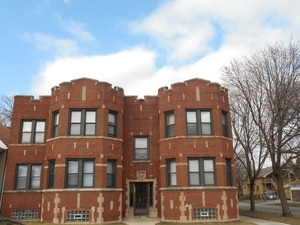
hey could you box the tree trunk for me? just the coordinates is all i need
[275,174,292,217]
[249,182,255,211]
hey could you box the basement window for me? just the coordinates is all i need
[67,210,90,222]
[11,210,39,220]
[193,208,216,220]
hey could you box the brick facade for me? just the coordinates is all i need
[1,77,238,223]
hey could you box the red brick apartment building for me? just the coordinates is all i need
[1,77,238,223]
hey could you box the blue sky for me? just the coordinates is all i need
[1,0,300,98]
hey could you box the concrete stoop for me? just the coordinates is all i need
[123,217,161,225]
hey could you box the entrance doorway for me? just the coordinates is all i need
[130,182,153,216]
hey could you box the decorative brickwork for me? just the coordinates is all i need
[2,77,238,223]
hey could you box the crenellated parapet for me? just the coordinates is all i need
[50,78,124,108]
[157,78,229,112]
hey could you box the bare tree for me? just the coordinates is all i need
[222,40,300,217]
[0,95,14,127]
[234,151,248,199]
[231,87,269,211]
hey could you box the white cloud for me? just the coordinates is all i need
[31,47,157,97]
[56,16,96,42]
[22,33,79,56]
[130,0,300,63]
[67,20,95,42]
[31,44,245,98]
[31,0,300,98]
[21,16,95,56]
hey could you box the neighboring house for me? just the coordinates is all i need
[284,179,300,201]
[0,124,10,212]
[1,78,237,223]
[241,167,277,199]
[242,166,299,200]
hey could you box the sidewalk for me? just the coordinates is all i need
[240,215,290,225]
[123,217,160,225]
[123,216,290,225]
[123,216,288,225]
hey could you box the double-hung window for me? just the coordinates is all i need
[106,159,117,188]
[20,120,46,143]
[66,159,94,188]
[222,111,228,137]
[47,160,55,189]
[134,136,149,160]
[108,111,117,137]
[188,158,216,186]
[69,110,96,135]
[226,158,233,186]
[15,164,42,190]
[165,111,175,137]
[52,112,59,137]
[166,159,177,186]
[186,110,212,135]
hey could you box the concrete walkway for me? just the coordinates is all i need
[123,216,290,225]
[123,217,160,225]
[239,215,290,225]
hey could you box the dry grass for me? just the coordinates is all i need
[22,220,253,225]
[270,201,300,207]
[22,223,126,225]
[20,211,300,225]
[238,200,300,225]
[240,209,300,225]
[158,221,253,225]
[21,213,298,225]
[22,222,253,225]
[22,221,126,225]
[241,199,300,208]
